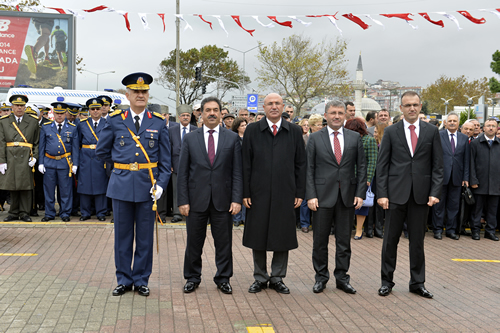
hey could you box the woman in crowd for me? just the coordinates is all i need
[231,117,248,226]
[374,123,388,147]
[299,118,310,147]
[345,118,377,240]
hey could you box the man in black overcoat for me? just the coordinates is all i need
[242,93,306,294]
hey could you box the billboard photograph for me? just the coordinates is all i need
[0,11,75,92]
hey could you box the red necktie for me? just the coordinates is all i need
[208,130,215,165]
[333,131,342,164]
[272,124,277,136]
[409,125,417,154]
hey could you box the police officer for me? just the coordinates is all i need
[97,95,113,119]
[96,72,171,297]
[0,95,39,221]
[38,102,79,222]
[78,98,108,221]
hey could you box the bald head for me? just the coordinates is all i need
[263,93,284,123]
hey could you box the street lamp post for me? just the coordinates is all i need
[223,44,260,75]
[82,69,115,91]
[441,98,452,116]
[464,95,477,120]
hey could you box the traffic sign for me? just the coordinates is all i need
[247,93,258,111]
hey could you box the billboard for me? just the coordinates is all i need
[0,11,75,93]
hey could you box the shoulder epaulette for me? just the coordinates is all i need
[30,114,39,120]
[0,115,9,120]
[43,121,53,125]
[153,112,165,120]
[109,110,122,117]
[68,122,76,126]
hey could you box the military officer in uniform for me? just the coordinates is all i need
[65,102,82,216]
[78,98,108,221]
[0,95,39,222]
[66,103,81,125]
[96,72,171,297]
[38,102,79,222]
[0,103,11,116]
[97,95,113,119]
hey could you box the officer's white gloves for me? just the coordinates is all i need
[150,185,163,201]
[38,164,45,174]
[0,163,6,175]
[28,157,36,167]
[72,166,78,174]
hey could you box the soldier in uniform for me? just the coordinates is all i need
[0,103,11,116]
[96,72,171,297]
[0,95,39,222]
[78,98,108,221]
[97,95,113,119]
[38,102,79,222]
[66,102,82,216]
[66,103,81,125]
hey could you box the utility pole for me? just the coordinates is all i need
[175,0,180,109]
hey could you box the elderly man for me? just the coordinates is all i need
[470,119,481,139]
[223,113,235,129]
[238,108,249,121]
[461,121,474,142]
[0,95,39,222]
[96,73,171,297]
[242,93,306,294]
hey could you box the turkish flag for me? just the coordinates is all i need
[418,13,444,27]
[342,13,369,30]
[457,11,486,24]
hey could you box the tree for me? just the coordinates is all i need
[0,0,40,11]
[421,75,493,114]
[489,50,500,94]
[255,34,349,116]
[156,45,249,105]
[460,109,476,126]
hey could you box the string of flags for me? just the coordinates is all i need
[3,1,499,35]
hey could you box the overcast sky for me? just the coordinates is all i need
[40,0,500,109]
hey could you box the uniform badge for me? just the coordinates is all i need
[149,140,154,148]
[120,140,125,147]
[66,132,70,142]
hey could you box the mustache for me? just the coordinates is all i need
[207,115,217,120]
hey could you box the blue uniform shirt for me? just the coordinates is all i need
[39,120,79,169]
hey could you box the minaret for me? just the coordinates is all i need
[354,52,364,115]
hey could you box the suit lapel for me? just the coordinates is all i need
[395,121,412,157]
[212,126,224,166]
[196,129,211,166]
[123,109,136,133]
[138,111,153,136]
[320,127,337,164]
[414,120,426,154]
[441,130,452,154]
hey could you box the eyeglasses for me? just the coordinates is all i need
[402,104,420,108]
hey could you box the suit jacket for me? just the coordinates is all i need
[177,125,243,212]
[376,120,443,205]
[440,130,469,187]
[305,127,367,208]
[39,120,79,170]
[469,134,500,196]
[169,123,197,173]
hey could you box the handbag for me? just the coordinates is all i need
[462,185,475,205]
[362,185,375,207]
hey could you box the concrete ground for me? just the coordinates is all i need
[0,213,499,332]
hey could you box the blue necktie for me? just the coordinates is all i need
[182,127,187,141]
[488,140,493,146]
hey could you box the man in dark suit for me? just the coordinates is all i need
[431,112,469,240]
[242,93,306,294]
[376,91,443,298]
[177,96,243,294]
[470,118,500,241]
[306,100,366,294]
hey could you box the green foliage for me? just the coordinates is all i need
[0,0,40,11]
[256,35,350,116]
[421,100,429,114]
[421,75,493,114]
[459,108,476,126]
[490,50,500,94]
[156,45,249,105]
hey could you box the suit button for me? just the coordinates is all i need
[136,144,140,148]
[135,153,139,156]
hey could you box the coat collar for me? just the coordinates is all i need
[259,116,290,134]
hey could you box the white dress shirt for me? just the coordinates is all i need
[447,129,457,149]
[403,118,420,157]
[15,116,23,124]
[266,117,282,134]
[180,124,192,141]
[203,125,219,155]
[327,126,344,155]
[131,110,145,127]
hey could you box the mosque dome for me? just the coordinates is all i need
[361,97,381,112]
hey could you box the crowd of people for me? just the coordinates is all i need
[1,75,498,300]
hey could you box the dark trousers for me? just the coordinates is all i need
[312,191,354,284]
[432,183,461,235]
[8,190,31,217]
[381,191,428,289]
[44,168,73,219]
[472,194,499,234]
[113,199,155,287]
[184,200,233,285]
[252,250,288,284]
[80,194,107,217]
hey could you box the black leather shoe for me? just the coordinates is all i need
[41,217,54,222]
[248,280,267,293]
[269,281,290,294]
[136,285,150,296]
[80,216,91,221]
[71,212,81,217]
[171,216,183,223]
[30,211,39,217]
[4,215,18,222]
[61,216,70,222]
[374,232,384,238]
[313,281,326,293]
[20,215,32,222]
[378,285,392,296]
[460,230,472,236]
[98,216,106,221]
[410,287,433,298]
[105,211,112,216]
[365,231,374,238]
[446,233,459,240]
[233,220,240,227]
[472,231,480,240]
[112,284,132,296]
[434,233,442,240]
[183,281,200,293]
[336,282,356,294]
[217,282,232,294]
[484,232,499,241]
